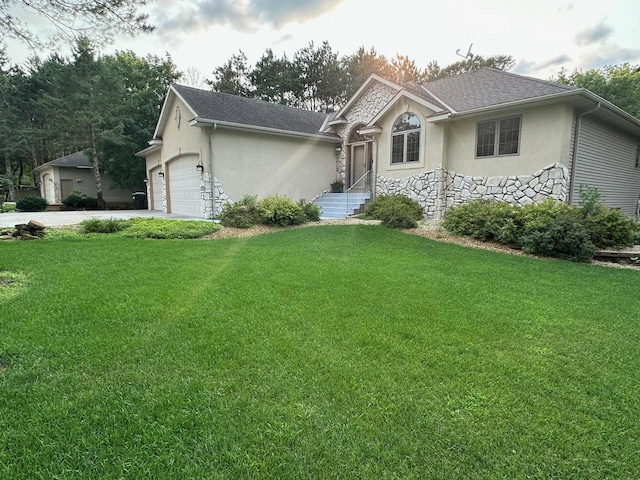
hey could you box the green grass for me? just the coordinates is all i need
[1,225,639,479]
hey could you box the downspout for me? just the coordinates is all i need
[567,101,601,205]
[369,136,378,199]
[210,124,217,217]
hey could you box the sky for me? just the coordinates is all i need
[5,0,640,85]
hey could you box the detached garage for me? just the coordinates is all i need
[137,84,339,219]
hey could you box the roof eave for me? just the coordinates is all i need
[136,144,162,157]
[190,118,341,142]
[446,89,640,133]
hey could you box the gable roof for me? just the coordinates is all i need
[329,68,640,137]
[423,68,578,113]
[155,84,338,141]
[34,151,92,171]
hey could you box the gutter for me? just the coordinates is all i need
[189,117,340,143]
[567,102,601,205]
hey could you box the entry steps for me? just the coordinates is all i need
[314,192,371,220]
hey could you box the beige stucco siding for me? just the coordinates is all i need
[445,103,574,176]
[158,96,211,167]
[213,128,336,201]
[375,99,439,179]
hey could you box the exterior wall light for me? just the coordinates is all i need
[158,171,165,178]
[75,178,82,182]
[143,178,148,184]
[196,162,204,172]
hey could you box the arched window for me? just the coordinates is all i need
[391,113,420,164]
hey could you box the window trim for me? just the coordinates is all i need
[635,143,640,169]
[390,113,421,165]
[475,115,522,159]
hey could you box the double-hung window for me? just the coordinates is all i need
[476,116,521,158]
[391,113,421,164]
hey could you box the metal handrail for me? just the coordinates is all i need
[347,170,371,193]
[345,170,371,216]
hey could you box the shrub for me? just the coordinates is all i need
[63,190,99,210]
[299,199,320,222]
[377,202,420,229]
[258,195,306,226]
[583,208,636,249]
[16,195,48,212]
[220,195,259,228]
[633,228,640,245]
[80,217,129,234]
[521,214,595,262]
[442,199,524,244]
[365,194,423,222]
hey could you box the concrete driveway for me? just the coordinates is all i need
[0,210,209,228]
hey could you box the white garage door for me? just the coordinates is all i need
[150,167,163,211]
[168,155,201,216]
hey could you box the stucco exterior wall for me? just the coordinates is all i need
[39,166,134,203]
[375,99,439,178]
[213,128,336,202]
[445,103,574,176]
[157,96,210,168]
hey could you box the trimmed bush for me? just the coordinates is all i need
[583,208,636,249]
[220,195,259,228]
[16,195,48,212]
[442,199,524,243]
[521,214,595,262]
[258,195,306,227]
[298,199,320,222]
[365,194,423,222]
[377,202,420,229]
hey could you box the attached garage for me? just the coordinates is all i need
[167,155,201,216]
[150,167,163,211]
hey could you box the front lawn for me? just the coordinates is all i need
[1,225,639,479]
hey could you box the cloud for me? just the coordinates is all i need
[536,54,571,70]
[513,55,571,75]
[578,44,640,69]
[155,0,344,35]
[574,20,613,46]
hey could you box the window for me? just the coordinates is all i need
[391,113,421,164]
[635,143,640,168]
[476,116,521,157]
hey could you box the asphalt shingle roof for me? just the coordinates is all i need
[34,151,91,170]
[173,84,334,137]
[422,68,578,113]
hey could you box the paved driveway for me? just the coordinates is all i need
[0,210,208,228]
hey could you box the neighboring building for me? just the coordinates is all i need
[138,68,640,219]
[35,151,136,206]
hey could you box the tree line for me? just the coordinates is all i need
[0,41,181,204]
[207,42,515,112]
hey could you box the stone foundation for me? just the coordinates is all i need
[376,163,569,219]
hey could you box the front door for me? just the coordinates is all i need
[348,142,371,189]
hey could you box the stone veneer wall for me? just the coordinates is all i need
[336,83,397,180]
[212,177,230,217]
[376,163,569,219]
